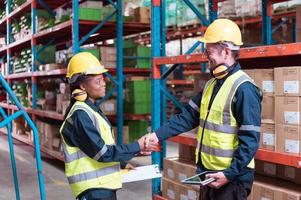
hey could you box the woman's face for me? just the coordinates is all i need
[81,74,106,101]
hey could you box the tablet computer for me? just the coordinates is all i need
[181,171,215,186]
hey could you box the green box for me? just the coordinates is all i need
[126,80,151,93]
[127,120,149,142]
[124,101,150,114]
[123,46,151,68]
[37,45,56,64]
[83,48,100,60]
[79,8,102,21]
[126,92,151,103]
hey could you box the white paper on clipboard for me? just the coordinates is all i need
[121,164,162,183]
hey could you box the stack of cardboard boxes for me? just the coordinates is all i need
[244,67,301,199]
[245,67,301,156]
[162,158,200,200]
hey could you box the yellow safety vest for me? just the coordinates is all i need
[60,101,121,198]
[195,70,259,170]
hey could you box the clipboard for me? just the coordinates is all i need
[121,164,162,183]
[181,171,215,186]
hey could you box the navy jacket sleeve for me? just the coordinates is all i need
[154,92,202,141]
[61,110,140,163]
[223,82,262,181]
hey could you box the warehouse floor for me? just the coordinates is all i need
[0,133,179,200]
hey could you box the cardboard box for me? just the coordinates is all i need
[255,160,277,177]
[262,96,275,123]
[99,99,117,115]
[56,94,63,113]
[244,69,256,82]
[275,96,301,125]
[277,165,301,185]
[163,158,177,180]
[255,69,274,95]
[162,177,178,200]
[162,177,200,200]
[62,100,70,116]
[112,126,129,144]
[275,67,301,96]
[260,123,275,151]
[275,124,300,155]
[133,7,150,23]
[44,123,60,150]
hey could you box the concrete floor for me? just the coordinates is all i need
[0,133,178,200]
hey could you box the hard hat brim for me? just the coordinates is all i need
[198,36,218,44]
[85,67,108,75]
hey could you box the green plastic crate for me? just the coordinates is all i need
[125,92,151,103]
[83,48,100,59]
[124,101,150,114]
[126,80,151,93]
[127,120,149,142]
[79,8,102,21]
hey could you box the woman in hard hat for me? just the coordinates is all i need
[60,52,156,200]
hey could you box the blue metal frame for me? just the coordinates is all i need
[182,0,209,26]
[151,0,216,196]
[208,0,217,23]
[160,0,167,168]
[72,0,79,54]
[116,0,124,145]
[0,73,46,199]
[32,2,37,109]
[79,10,117,46]
[0,107,20,200]
[151,0,161,195]
[37,0,55,16]
[262,0,271,45]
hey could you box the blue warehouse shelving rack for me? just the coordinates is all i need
[150,0,301,199]
[0,0,151,163]
[0,1,151,199]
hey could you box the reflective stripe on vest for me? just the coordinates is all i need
[60,102,121,197]
[196,70,258,170]
[68,164,120,184]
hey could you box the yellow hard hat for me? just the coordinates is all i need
[66,52,108,83]
[199,19,243,46]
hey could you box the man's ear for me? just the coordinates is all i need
[79,83,86,91]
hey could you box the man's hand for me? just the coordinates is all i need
[206,172,229,189]
[144,132,159,151]
[137,133,159,155]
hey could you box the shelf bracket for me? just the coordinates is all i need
[160,84,184,110]
[182,0,209,26]
[37,0,55,17]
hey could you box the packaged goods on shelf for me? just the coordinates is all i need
[124,80,151,114]
[249,175,301,200]
[39,121,61,152]
[80,0,103,8]
[275,96,301,125]
[133,7,150,23]
[255,160,301,185]
[260,123,275,151]
[162,177,200,200]
[123,45,151,68]
[99,99,117,115]
[78,6,116,21]
[163,158,197,184]
[0,8,5,19]
[37,9,56,31]
[218,0,261,18]
[275,124,300,155]
[127,120,149,143]
[100,46,117,68]
[262,96,275,123]
[275,67,301,96]
[55,7,72,25]
[112,126,129,144]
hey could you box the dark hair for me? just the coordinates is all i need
[63,74,92,119]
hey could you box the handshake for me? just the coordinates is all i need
[137,132,160,155]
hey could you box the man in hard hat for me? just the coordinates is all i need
[146,19,262,200]
[60,52,157,200]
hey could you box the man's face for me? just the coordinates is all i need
[205,43,227,70]
[82,74,106,100]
